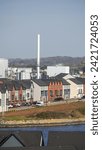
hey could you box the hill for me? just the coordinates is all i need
[9,56,85,68]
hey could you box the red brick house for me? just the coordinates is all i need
[48,79,63,101]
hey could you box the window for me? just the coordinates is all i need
[19,94,22,100]
[55,90,58,96]
[45,90,48,96]
[60,90,62,96]
[50,90,53,96]
[27,93,29,98]
[41,91,48,97]
[64,89,70,95]
[0,99,1,106]
[6,98,9,105]
[41,91,45,96]
[78,89,82,94]
[12,95,14,100]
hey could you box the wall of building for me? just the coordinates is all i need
[67,79,84,99]
[77,84,84,98]
[63,85,70,100]
[0,93,8,112]
[0,58,8,78]
[47,66,70,77]
[8,67,32,80]
[66,80,78,99]
[48,81,63,101]
[33,82,41,101]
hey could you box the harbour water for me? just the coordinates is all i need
[0,124,85,145]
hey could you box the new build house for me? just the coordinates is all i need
[56,73,85,99]
[32,77,70,102]
[0,74,84,112]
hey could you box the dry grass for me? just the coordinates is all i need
[1,101,85,121]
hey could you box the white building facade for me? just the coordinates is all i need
[47,66,70,77]
[8,67,32,80]
[0,58,8,78]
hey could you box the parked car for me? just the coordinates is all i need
[81,95,85,99]
[8,104,13,108]
[78,95,85,100]
[15,103,21,107]
[36,101,44,106]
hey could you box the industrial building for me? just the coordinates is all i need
[0,58,8,78]
[47,65,70,77]
[8,67,32,80]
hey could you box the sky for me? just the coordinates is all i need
[0,0,85,59]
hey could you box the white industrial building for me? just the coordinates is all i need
[47,65,70,77]
[8,67,32,80]
[0,58,8,78]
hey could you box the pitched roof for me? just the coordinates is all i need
[69,78,84,85]
[76,77,85,84]
[33,78,63,86]
[55,73,68,79]
[47,131,85,150]
[21,80,31,89]
[61,78,70,85]
[55,75,70,85]
[0,131,43,147]
[33,79,48,86]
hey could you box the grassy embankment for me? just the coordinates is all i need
[0,101,85,122]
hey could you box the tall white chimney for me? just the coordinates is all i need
[37,34,40,79]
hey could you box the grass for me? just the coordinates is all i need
[1,101,85,121]
[29,111,67,119]
[3,116,27,121]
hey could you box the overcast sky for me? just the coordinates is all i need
[0,0,85,59]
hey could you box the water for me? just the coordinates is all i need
[0,124,85,145]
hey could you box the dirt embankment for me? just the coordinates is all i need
[0,101,85,126]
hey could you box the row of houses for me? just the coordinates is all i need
[0,73,85,112]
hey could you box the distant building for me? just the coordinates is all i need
[47,66,70,77]
[8,67,32,80]
[0,58,8,78]
[0,84,8,112]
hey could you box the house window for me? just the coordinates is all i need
[12,95,14,101]
[23,96,25,100]
[64,89,70,95]
[27,93,29,98]
[41,91,48,97]
[78,89,82,94]
[60,90,62,96]
[6,98,9,105]
[55,90,58,96]
[41,91,45,96]
[45,90,48,96]
[50,90,53,97]
[19,94,22,100]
